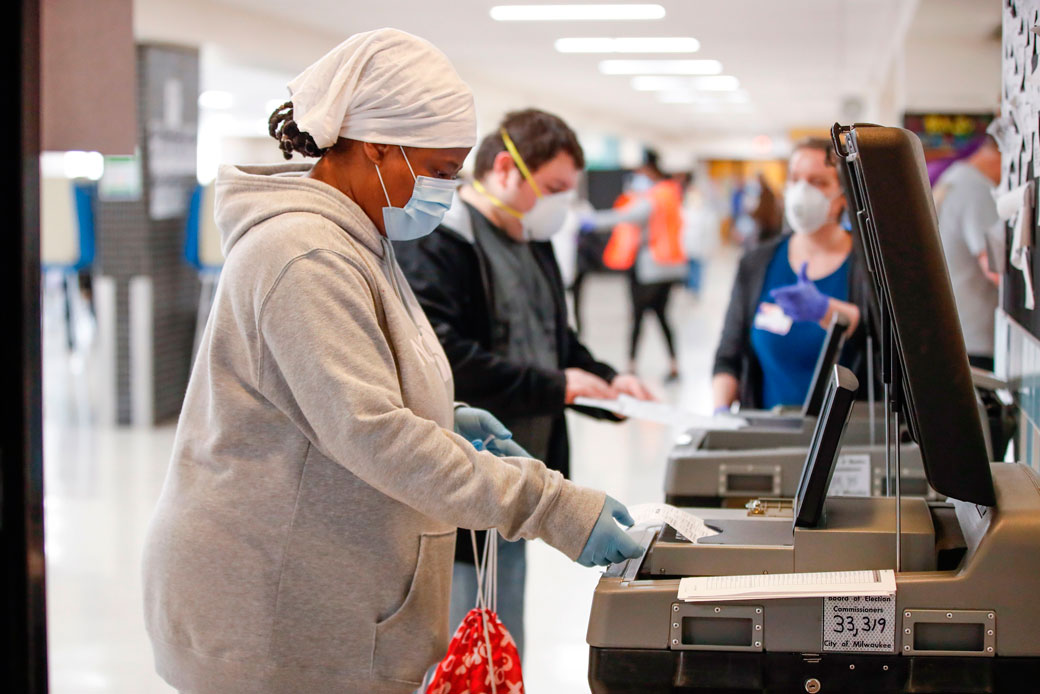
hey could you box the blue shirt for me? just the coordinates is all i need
[750,237,850,409]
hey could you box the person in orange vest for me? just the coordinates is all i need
[585,149,686,379]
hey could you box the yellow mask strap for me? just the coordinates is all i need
[472,179,524,219]
[500,127,543,198]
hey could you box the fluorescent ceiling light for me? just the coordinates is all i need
[491,4,665,21]
[555,37,699,53]
[688,102,754,114]
[198,90,234,110]
[655,89,751,105]
[631,75,739,91]
[631,75,688,91]
[656,91,698,104]
[600,59,722,75]
[694,75,740,91]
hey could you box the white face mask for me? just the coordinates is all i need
[523,189,576,241]
[784,180,839,235]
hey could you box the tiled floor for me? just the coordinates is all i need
[43,246,739,693]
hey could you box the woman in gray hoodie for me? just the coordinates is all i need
[141,29,640,694]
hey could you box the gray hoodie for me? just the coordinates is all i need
[142,163,604,694]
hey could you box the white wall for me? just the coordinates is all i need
[903,36,1001,113]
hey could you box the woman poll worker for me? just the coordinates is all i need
[713,138,872,412]
[142,29,641,694]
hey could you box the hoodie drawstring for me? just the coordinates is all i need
[380,237,423,328]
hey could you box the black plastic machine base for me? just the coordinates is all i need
[588,647,1040,693]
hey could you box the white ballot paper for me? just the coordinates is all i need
[628,503,719,542]
[574,394,747,430]
[678,569,896,603]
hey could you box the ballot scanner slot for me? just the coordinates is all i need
[603,523,659,580]
[718,463,782,496]
[736,416,804,431]
[669,604,763,652]
[901,610,996,658]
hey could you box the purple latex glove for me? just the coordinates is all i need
[769,262,830,323]
[578,215,598,233]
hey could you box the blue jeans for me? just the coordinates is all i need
[449,536,526,659]
[685,258,704,292]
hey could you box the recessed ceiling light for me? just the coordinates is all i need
[555,37,699,53]
[491,4,665,21]
[600,59,722,75]
[198,90,234,110]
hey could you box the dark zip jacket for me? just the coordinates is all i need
[395,198,620,563]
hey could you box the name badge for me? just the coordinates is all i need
[754,302,793,335]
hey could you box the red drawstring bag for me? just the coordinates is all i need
[426,530,524,694]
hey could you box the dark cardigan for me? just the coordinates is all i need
[712,234,878,409]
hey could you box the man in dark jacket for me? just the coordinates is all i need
[395,109,653,658]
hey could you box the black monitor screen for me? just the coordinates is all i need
[794,365,860,528]
[801,313,850,418]
[836,124,995,506]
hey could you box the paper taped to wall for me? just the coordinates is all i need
[574,394,748,430]
[629,503,719,542]
[996,181,1035,310]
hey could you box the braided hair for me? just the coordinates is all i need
[268,101,328,160]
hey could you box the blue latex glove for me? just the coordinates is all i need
[577,496,643,567]
[769,262,830,323]
[454,406,532,458]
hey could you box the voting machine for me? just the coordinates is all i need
[666,312,929,506]
[586,124,1040,693]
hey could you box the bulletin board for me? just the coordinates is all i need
[902,112,993,160]
[1000,0,1040,338]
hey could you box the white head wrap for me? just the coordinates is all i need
[287,28,477,150]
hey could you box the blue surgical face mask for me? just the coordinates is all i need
[375,146,456,241]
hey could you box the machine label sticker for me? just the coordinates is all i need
[827,454,872,497]
[823,595,896,652]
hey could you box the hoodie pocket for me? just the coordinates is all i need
[372,530,455,684]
